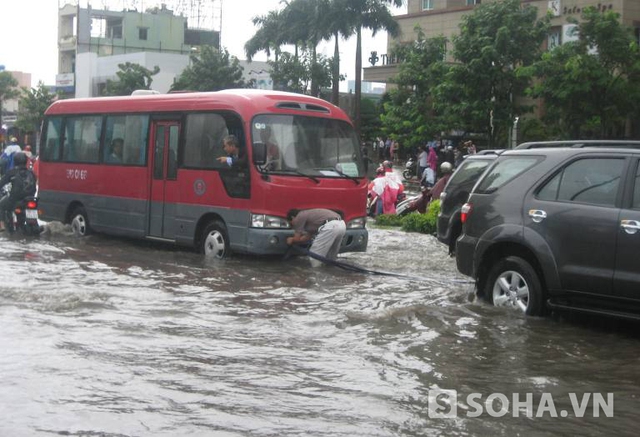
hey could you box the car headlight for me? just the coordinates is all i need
[251,213,291,228]
[347,217,366,229]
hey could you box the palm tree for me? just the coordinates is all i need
[348,0,402,135]
[282,0,334,97]
[245,10,287,63]
[326,0,355,104]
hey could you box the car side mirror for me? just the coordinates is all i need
[253,141,267,165]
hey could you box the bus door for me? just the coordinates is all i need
[149,120,180,239]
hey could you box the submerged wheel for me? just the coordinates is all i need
[402,169,412,180]
[484,256,544,316]
[201,220,229,259]
[71,207,91,236]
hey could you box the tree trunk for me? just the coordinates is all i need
[354,26,362,138]
[311,44,319,97]
[332,32,340,105]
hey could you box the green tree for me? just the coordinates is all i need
[269,52,310,93]
[519,7,640,138]
[381,29,449,151]
[0,71,20,133]
[348,0,402,136]
[171,46,251,92]
[359,96,382,144]
[435,0,550,147]
[325,0,355,104]
[102,62,160,96]
[245,9,288,63]
[15,82,57,142]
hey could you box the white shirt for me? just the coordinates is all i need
[3,144,21,155]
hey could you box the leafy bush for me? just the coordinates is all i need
[400,200,440,234]
[372,200,441,234]
[373,213,404,227]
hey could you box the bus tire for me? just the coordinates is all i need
[71,207,91,236]
[201,220,229,259]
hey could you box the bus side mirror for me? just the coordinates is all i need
[253,141,267,165]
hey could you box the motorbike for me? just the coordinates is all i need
[402,156,417,180]
[1,195,41,236]
[396,185,432,216]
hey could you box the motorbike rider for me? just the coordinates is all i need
[430,161,453,203]
[1,136,22,175]
[0,152,37,232]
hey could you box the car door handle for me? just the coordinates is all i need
[528,209,547,223]
[621,220,640,234]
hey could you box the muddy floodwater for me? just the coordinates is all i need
[1,223,639,436]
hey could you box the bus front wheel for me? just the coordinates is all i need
[71,207,91,236]
[201,221,229,259]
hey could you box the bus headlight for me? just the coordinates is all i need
[251,213,291,229]
[347,217,366,229]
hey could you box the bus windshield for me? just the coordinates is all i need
[252,114,363,178]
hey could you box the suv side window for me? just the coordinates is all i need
[537,158,623,206]
[475,156,541,193]
[632,161,640,209]
[449,159,491,187]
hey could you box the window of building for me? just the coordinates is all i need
[422,0,434,10]
[139,27,148,41]
[466,0,481,5]
[107,18,123,39]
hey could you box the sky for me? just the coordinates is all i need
[0,0,405,90]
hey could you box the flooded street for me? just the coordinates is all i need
[1,224,639,436]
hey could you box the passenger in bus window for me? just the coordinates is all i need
[217,135,246,168]
[260,126,280,171]
[107,138,124,163]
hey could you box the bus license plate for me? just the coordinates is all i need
[26,209,38,219]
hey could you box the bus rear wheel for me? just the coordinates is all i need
[201,220,229,259]
[71,207,91,236]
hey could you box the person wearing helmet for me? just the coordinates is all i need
[429,162,454,203]
[367,166,387,216]
[1,136,23,175]
[0,152,37,231]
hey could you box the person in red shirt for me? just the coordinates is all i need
[430,162,453,202]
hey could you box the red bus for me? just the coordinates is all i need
[38,89,368,258]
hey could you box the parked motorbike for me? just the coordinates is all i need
[396,185,432,216]
[2,196,41,236]
[402,156,417,180]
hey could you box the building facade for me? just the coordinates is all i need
[1,70,32,143]
[363,0,640,83]
[57,3,219,97]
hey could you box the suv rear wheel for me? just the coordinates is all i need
[484,256,544,316]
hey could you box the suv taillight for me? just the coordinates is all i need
[461,203,472,224]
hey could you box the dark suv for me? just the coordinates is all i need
[456,145,640,319]
[437,151,501,255]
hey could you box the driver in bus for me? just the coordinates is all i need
[260,126,280,171]
[217,135,246,168]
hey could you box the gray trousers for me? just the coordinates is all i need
[309,220,347,267]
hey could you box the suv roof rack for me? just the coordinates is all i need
[516,140,640,149]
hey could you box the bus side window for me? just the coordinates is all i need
[104,114,148,166]
[184,112,233,169]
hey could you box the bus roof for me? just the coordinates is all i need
[45,89,352,123]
